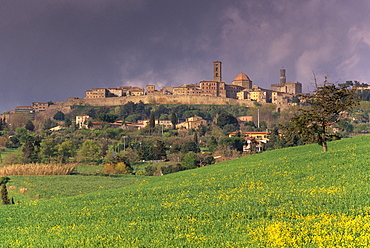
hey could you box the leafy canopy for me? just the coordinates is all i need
[286,81,358,152]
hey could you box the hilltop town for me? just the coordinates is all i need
[85,61,302,104]
[3,61,302,122]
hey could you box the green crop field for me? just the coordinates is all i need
[1,136,370,247]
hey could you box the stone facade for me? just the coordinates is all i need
[76,115,90,129]
[107,88,123,97]
[86,88,107,99]
[32,102,48,112]
[176,115,207,129]
[127,87,145,96]
[272,92,295,105]
[232,73,252,89]
[139,119,172,128]
[237,116,253,122]
[145,85,155,95]
[271,82,302,95]
[213,61,222,82]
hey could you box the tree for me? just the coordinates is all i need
[193,132,198,144]
[149,112,155,129]
[180,140,200,153]
[207,136,218,152]
[286,80,358,152]
[152,140,166,160]
[40,139,57,163]
[77,140,101,164]
[138,142,154,161]
[57,141,75,163]
[125,114,141,123]
[44,119,57,130]
[196,153,215,167]
[96,113,118,123]
[182,152,198,169]
[217,113,239,130]
[9,113,29,130]
[53,111,65,121]
[171,112,177,129]
[104,162,133,175]
[219,137,245,151]
[265,127,287,150]
[25,120,35,131]
[64,118,72,127]
[21,135,40,163]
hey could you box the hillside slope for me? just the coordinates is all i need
[1,137,370,247]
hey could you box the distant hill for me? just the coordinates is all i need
[1,136,369,247]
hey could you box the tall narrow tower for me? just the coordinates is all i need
[213,61,222,82]
[280,68,286,86]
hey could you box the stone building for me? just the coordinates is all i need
[107,88,123,97]
[173,61,248,99]
[237,116,253,122]
[176,115,207,129]
[271,69,302,95]
[32,102,48,112]
[138,119,172,128]
[271,92,295,105]
[15,106,34,114]
[115,86,144,96]
[127,87,145,96]
[231,73,252,89]
[237,85,273,103]
[146,85,156,95]
[146,85,174,95]
[76,115,90,129]
[86,88,107,99]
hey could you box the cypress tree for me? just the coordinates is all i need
[149,113,155,129]
[171,112,177,129]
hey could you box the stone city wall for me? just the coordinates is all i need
[52,95,256,114]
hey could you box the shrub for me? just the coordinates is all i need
[144,165,160,176]
[0,163,75,176]
[103,162,133,175]
[160,164,187,175]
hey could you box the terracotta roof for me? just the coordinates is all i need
[233,73,250,81]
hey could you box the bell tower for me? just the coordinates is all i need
[213,61,222,82]
[280,68,286,86]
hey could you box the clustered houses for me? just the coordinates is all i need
[74,115,209,130]
[85,62,302,104]
[85,86,145,99]
[229,131,270,152]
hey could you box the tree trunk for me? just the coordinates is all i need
[322,141,328,152]
[321,132,328,152]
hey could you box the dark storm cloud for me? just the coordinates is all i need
[1,0,370,112]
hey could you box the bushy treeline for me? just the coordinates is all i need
[0,101,366,175]
[70,101,256,123]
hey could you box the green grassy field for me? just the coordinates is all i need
[7,175,147,201]
[1,136,370,247]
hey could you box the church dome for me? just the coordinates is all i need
[232,73,252,89]
[233,73,251,81]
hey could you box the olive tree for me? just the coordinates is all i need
[286,78,358,152]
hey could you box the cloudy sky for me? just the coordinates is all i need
[1,0,370,113]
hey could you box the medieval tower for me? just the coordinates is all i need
[280,68,286,85]
[213,61,222,82]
